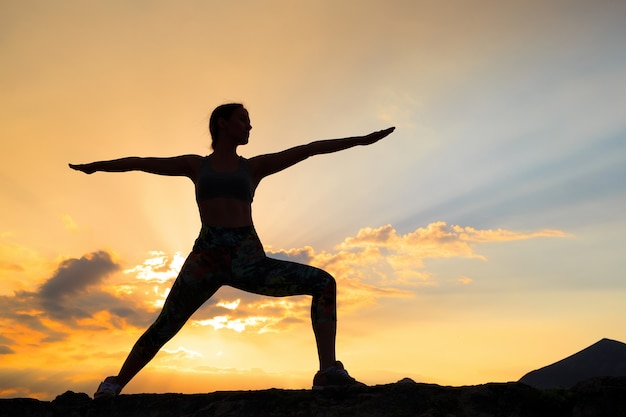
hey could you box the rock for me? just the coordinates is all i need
[1,377,625,417]
[0,398,53,417]
[50,391,92,417]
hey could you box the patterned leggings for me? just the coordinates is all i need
[132,225,336,361]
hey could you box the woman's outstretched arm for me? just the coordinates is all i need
[249,127,395,181]
[69,154,201,178]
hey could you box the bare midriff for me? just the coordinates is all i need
[197,198,253,227]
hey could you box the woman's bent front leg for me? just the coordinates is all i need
[233,250,338,370]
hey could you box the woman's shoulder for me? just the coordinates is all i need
[174,154,205,179]
[176,154,206,165]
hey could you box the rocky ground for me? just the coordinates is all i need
[1,377,626,417]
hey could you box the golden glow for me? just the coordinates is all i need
[2,0,625,402]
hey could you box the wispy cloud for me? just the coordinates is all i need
[313,222,568,286]
[261,222,571,313]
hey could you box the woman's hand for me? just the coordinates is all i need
[360,127,396,145]
[69,163,96,174]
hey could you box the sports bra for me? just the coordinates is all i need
[195,156,256,203]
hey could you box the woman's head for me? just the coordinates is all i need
[209,103,247,148]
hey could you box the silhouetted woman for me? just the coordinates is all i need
[69,103,395,398]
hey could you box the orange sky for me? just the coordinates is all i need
[2,0,626,400]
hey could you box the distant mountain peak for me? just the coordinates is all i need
[519,338,626,389]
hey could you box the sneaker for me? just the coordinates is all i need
[312,361,364,390]
[94,376,122,399]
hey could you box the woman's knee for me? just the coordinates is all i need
[311,270,337,323]
[318,270,336,296]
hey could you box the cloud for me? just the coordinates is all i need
[123,251,186,284]
[161,346,203,361]
[0,250,157,355]
[0,346,15,355]
[272,222,570,295]
[338,222,567,254]
[38,251,122,320]
[336,222,482,263]
[448,225,570,242]
[194,315,275,333]
[61,214,79,233]
[264,246,315,265]
[458,276,473,285]
[190,289,311,334]
[39,251,120,299]
[0,260,23,272]
[0,222,569,356]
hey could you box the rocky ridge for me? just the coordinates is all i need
[2,377,626,417]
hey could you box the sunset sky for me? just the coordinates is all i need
[1,0,625,400]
